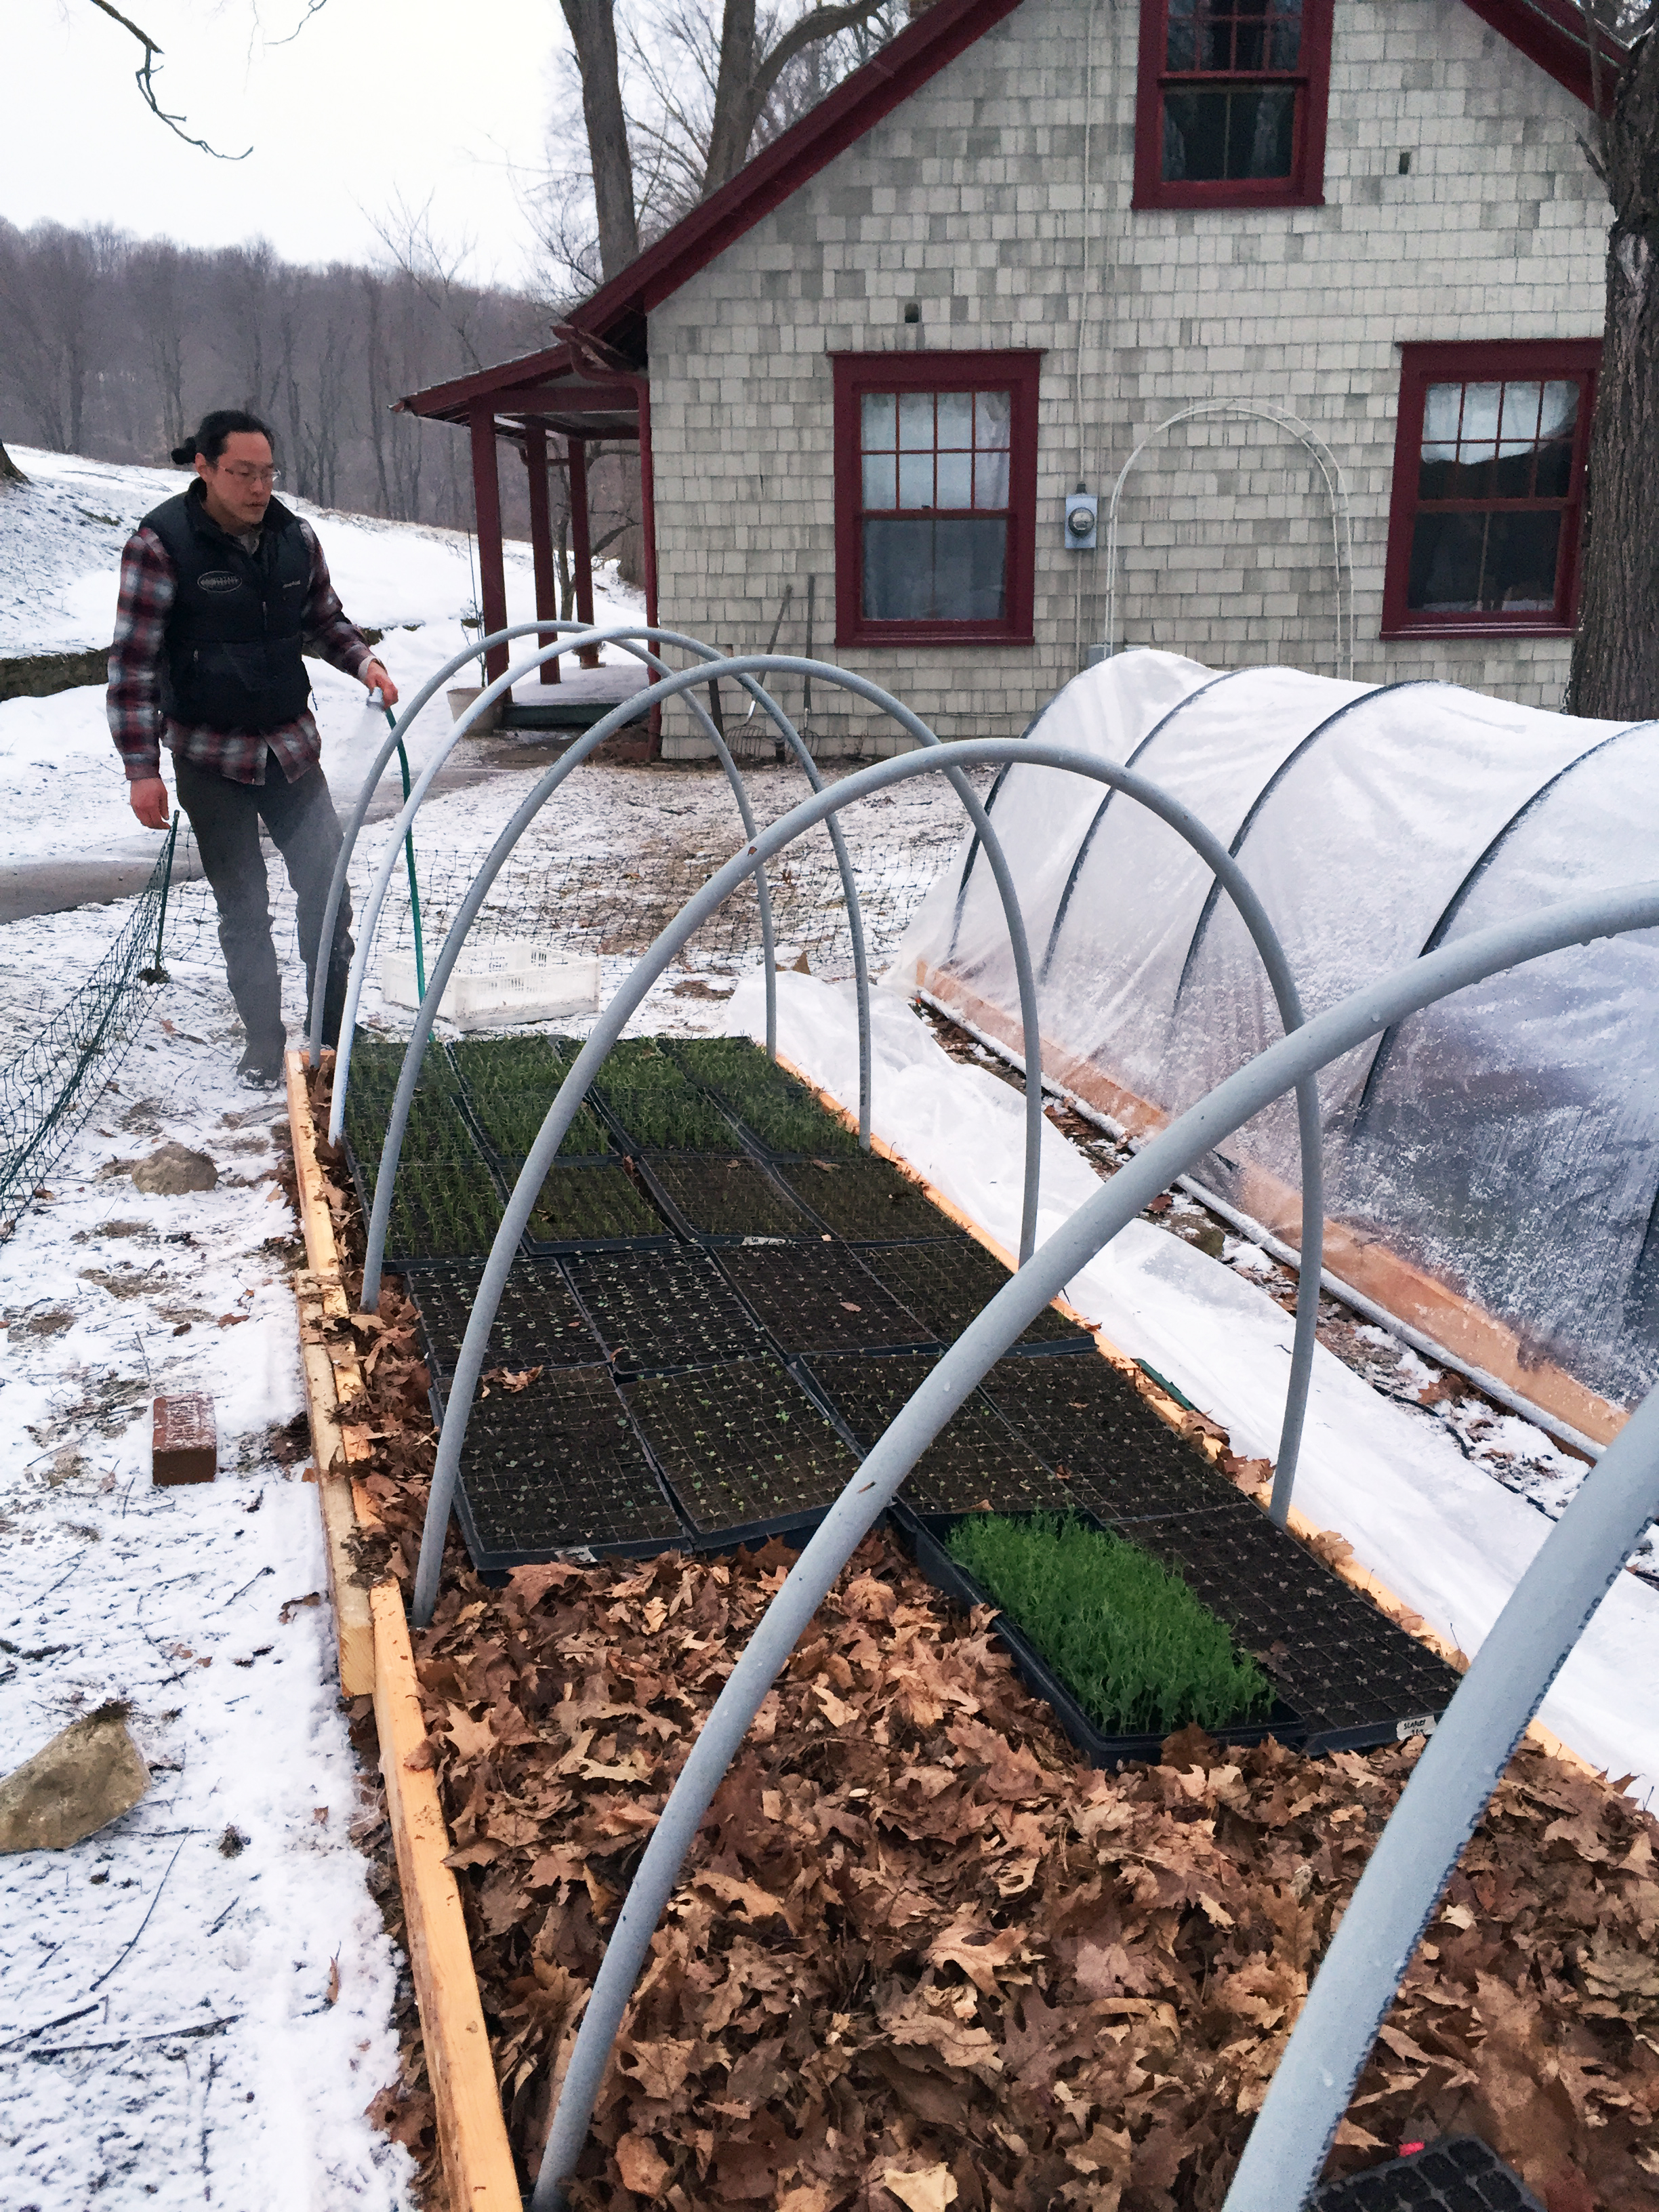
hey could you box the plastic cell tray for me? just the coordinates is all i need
[779,1158,954,1241]
[515,1159,674,1255]
[672,1038,862,1160]
[806,1351,1069,1514]
[977,1355,1239,1522]
[367,1158,508,1265]
[635,1153,813,1243]
[1312,2138,1545,2212]
[449,1035,572,1092]
[344,1082,480,1177]
[444,1361,687,1570]
[463,1084,614,1165]
[889,1500,1307,1767]
[717,1243,933,1355]
[564,1248,770,1378]
[1129,1502,1464,1752]
[599,1088,743,1155]
[403,1258,601,1380]
[623,1353,860,1538]
[860,1238,1095,1351]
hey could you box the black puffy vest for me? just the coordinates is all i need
[142,485,313,733]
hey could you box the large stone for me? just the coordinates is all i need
[131,1142,218,1195]
[0,1708,151,1853]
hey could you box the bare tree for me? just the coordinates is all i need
[0,222,112,453]
[129,238,190,451]
[1571,7,1659,717]
[560,0,642,280]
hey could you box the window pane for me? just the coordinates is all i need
[898,391,934,449]
[1498,382,1543,446]
[862,453,897,509]
[975,448,1010,508]
[976,390,1011,450]
[1166,0,1303,75]
[1408,510,1562,614]
[1270,0,1303,69]
[863,518,1008,621]
[937,390,973,447]
[1166,0,1197,71]
[936,451,972,508]
[861,392,895,450]
[1458,382,1502,449]
[1162,87,1296,181]
[1421,383,1463,454]
[1540,380,1580,443]
[897,452,933,509]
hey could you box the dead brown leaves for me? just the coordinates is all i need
[389,1539,1658,2212]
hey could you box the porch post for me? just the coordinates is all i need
[523,419,560,686]
[567,436,600,669]
[636,377,661,757]
[468,402,509,684]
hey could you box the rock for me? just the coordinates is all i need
[131,1142,218,1195]
[0,1707,150,1853]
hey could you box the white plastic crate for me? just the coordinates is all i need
[380,943,601,1031]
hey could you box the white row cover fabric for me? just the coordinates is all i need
[890,650,1658,1409]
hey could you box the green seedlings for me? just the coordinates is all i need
[945,1512,1273,1738]
[382,1162,506,1260]
[784,1158,948,1238]
[646,1157,810,1238]
[525,1163,664,1246]
[628,1355,857,1530]
[469,1087,612,1161]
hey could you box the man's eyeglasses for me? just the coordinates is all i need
[215,464,281,486]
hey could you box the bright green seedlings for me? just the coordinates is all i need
[945,1513,1273,1739]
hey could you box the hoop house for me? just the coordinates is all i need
[895,651,1659,1438]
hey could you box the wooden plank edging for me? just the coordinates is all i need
[775,1049,1608,1784]
[373,1584,523,2210]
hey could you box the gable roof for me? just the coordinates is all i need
[400,0,1624,417]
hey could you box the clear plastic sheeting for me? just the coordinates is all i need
[891,649,1656,1414]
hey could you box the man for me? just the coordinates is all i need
[108,407,400,1086]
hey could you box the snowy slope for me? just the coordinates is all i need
[1,445,644,869]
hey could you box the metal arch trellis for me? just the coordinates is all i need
[1102,400,1357,680]
[511,869,1659,2212]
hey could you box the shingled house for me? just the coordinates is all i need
[400,0,1621,754]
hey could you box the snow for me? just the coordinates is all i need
[719,970,1659,1809]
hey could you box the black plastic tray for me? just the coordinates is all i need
[564,1248,770,1378]
[1312,2137,1544,2211]
[598,1086,745,1155]
[514,1158,676,1256]
[890,1500,1307,1767]
[403,1257,601,1379]
[671,1038,863,1161]
[778,1158,956,1241]
[440,1361,688,1571]
[633,1153,815,1244]
[716,1243,935,1355]
[357,1155,509,1265]
[623,1353,860,1536]
[805,1351,1071,1514]
[977,1354,1240,1522]
[859,1239,1096,1351]
[462,1084,615,1167]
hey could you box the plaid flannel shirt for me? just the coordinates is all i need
[106,511,375,785]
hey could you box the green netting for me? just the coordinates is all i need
[0,818,180,1239]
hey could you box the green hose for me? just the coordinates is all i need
[386,705,427,1002]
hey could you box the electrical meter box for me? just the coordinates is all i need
[1065,490,1098,551]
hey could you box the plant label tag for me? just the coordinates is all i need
[1395,1713,1438,1740]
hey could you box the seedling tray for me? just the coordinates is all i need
[635,1153,813,1243]
[1131,1505,1464,1753]
[564,1249,769,1378]
[718,1244,932,1354]
[861,1239,1095,1351]
[674,1037,863,1160]
[463,1084,614,1165]
[365,1158,509,1265]
[806,1352,1069,1514]
[443,1361,687,1570]
[1312,2137,1544,2212]
[599,1088,743,1155]
[344,1082,481,1176]
[779,1158,954,1240]
[890,1500,1307,1768]
[404,1258,600,1379]
[623,1353,860,1536]
[450,1034,572,1092]
[516,1159,674,1255]
[977,1355,1239,1522]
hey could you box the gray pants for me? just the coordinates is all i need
[173,750,354,1061]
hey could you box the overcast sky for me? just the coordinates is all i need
[6,0,560,284]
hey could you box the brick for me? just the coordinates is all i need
[152,1393,217,1486]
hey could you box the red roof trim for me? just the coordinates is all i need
[1458,0,1626,110]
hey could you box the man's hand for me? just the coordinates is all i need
[363,658,400,707]
[129,777,172,831]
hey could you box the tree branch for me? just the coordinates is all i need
[747,0,891,119]
[85,0,252,159]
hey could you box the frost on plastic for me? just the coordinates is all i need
[893,649,1658,1408]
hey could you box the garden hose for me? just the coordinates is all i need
[385,703,427,1002]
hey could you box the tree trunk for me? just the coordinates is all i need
[704,0,761,195]
[0,441,27,486]
[1570,30,1659,718]
[559,0,639,281]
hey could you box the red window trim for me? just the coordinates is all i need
[1381,337,1601,643]
[1132,0,1333,211]
[832,350,1042,648]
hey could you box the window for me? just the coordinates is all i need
[1382,341,1600,640]
[832,352,1040,647]
[1134,0,1333,210]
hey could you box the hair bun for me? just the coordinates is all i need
[169,439,197,465]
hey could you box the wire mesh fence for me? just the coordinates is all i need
[0,819,179,1238]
